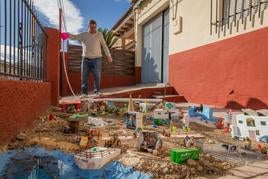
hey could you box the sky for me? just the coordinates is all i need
[34,0,132,34]
[0,0,132,60]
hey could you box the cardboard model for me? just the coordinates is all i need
[231,113,268,141]
[188,106,218,122]
[126,112,143,130]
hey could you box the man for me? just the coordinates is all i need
[68,19,112,98]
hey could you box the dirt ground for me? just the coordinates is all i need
[1,103,265,179]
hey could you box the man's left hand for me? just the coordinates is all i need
[107,56,113,63]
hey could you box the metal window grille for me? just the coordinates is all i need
[210,0,268,36]
[0,0,48,81]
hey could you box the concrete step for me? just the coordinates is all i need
[98,86,176,99]
[152,94,187,103]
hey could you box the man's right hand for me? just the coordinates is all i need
[61,32,69,40]
[107,56,113,63]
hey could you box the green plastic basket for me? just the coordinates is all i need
[170,148,200,164]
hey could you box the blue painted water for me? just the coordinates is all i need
[0,147,152,179]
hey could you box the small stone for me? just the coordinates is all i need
[7,144,15,150]
[161,163,168,168]
[190,167,196,175]
[7,142,19,150]
[163,167,169,174]
[197,165,203,171]
[181,165,187,170]
[187,159,197,166]
[223,164,231,170]
[222,162,228,166]
[16,132,27,141]
[208,139,215,144]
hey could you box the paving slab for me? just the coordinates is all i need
[218,160,268,178]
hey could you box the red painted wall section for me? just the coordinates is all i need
[0,79,51,145]
[45,28,60,105]
[61,53,137,96]
[135,67,141,84]
[169,27,268,109]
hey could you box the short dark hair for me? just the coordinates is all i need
[89,19,97,25]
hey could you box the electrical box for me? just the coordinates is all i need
[173,16,183,34]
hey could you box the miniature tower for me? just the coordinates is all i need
[128,94,134,112]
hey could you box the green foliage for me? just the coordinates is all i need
[98,28,119,49]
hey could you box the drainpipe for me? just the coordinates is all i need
[133,6,138,84]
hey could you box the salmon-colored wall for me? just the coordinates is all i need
[61,73,136,96]
[61,53,137,96]
[45,28,60,105]
[169,27,268,110]
[0,79,51,145]
[135,67,141,84]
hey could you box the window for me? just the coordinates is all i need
[261,121,266,126]
[246,118,255,127]
[256,130,260,135]
[215,0,246,26]
[210,0,268,35]
[238,120,243,124]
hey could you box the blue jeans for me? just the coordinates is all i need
[81,57,102,94]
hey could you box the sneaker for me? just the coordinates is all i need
[80,94,88,99]
[95,91,103,97]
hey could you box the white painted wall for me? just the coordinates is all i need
[134,0,268,66]
[169,0,268,55]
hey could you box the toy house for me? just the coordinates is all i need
[188,106,218,122]
[154,109,169,120]
[230,112,268,141]
[153,109,180,126]
[153,109,179,120]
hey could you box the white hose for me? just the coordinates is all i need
[62,39,76,97]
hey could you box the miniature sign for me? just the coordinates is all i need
[126,112,143,130]
[165,102,176,110]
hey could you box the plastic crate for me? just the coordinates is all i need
[170,148,200,164]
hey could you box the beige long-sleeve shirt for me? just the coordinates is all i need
[69,31,111,59]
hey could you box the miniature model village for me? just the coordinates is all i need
[2,95,268,178]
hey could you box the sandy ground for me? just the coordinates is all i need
[0,104,266,179]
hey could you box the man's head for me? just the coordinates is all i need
[88,19,97,33]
